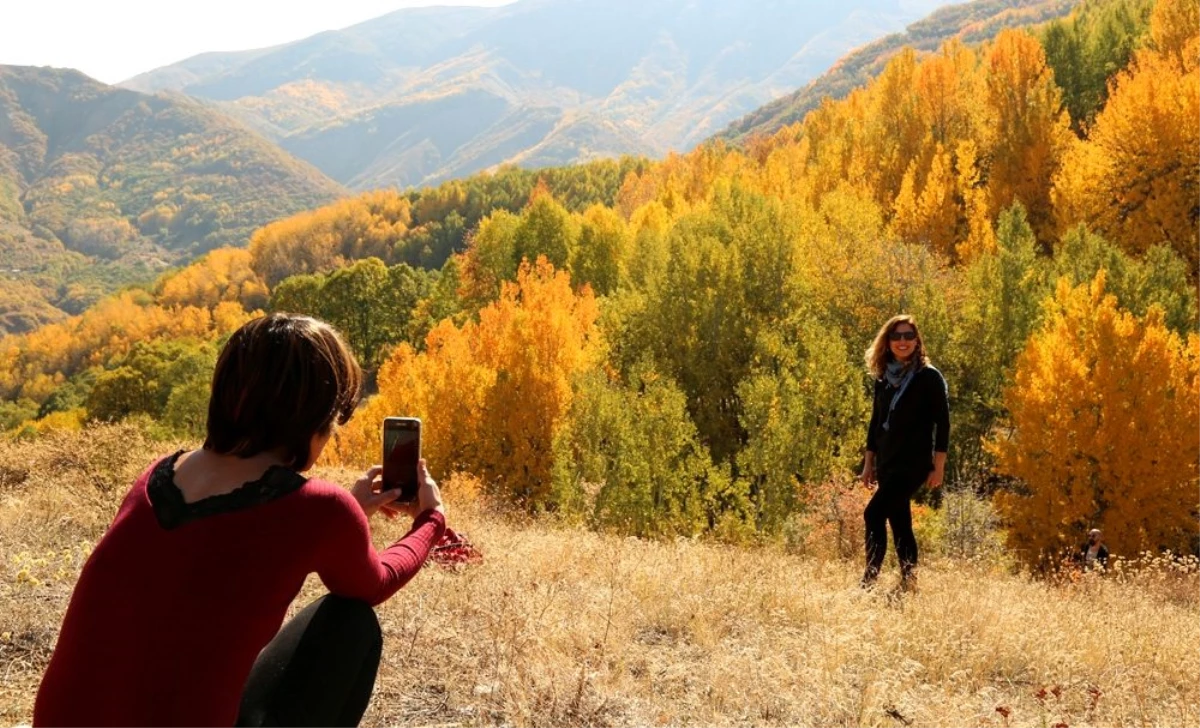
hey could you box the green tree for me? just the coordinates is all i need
[944,204,1048,478]
[163,378,211,440]
[270,258,435,366]
[37,371,96,418]
[398,210,466,268]
[1041,0,1154,130]
[0,399,38,432]
[321,258,394,366]
[86,366,158,422]
[409,258,464,348]
[84,340,216,424]
[737,318,868,533]
[513,194,578,270]
[572,204,631,295]
[641,183,799,463]
[269,274,324,315]
[459,210,521,309]
[1053,226,1198,337]
[552,366,726,538]
[625,202,672,292]
[795,187,954,362]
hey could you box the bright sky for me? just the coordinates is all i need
[1,0,516,85]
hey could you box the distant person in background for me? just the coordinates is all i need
[1079,528,1109,570]
[860,314,950,592]
[35,314,446,727]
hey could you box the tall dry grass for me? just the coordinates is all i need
[1,426,1196,727]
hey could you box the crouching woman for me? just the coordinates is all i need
[35,314,445,727]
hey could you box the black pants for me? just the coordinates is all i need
[862,473,924,584]
[237,595,383,727]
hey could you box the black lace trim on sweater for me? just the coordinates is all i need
[147,451,308,530]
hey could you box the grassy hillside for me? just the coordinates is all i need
[121,0,961,190]
[1,426,1197,726]
[719,0,1076,142]
[0,65,345,334]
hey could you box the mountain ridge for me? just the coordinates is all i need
[120,0,959,190]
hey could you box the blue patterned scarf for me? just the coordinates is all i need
[883,359,920,431]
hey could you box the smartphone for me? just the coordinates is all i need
[381,417,421,503]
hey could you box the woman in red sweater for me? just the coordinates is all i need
[34,314,446,727]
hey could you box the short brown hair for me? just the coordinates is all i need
[865,314,930,380]
[204,314,362,467]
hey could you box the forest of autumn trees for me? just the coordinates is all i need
[1,0,1196,565]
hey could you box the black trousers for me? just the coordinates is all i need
[862,472,925,584]
[237,595,383,727]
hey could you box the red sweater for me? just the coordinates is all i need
[34,453,445,727]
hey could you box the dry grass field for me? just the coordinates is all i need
[2,426,1197,727]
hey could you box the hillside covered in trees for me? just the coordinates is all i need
[2,0,1196,566]
[0,65,345,334]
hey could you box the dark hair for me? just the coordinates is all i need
[204,314,362,468]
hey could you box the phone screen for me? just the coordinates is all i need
[382,420,420,501]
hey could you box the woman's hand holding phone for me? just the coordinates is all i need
[351,465,401,517]
[352,460,444,521]
[397,459,444,519]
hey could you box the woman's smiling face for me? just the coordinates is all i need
[889,323,917,362]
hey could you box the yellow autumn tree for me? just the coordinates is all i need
[1148,0,1200,66]
[890,41,981,257]
[954,139,998,260]
[915,39,980,148]
[859,48,927,208]
[738,32,1068,259]
[978,29,1072,245]
[990,271,1200,566]
[475,259,602,506]
[1053,0,1199,269]
[157,247,269,310]
[249,191,412,286]
[327,318,494,483]
[891,143,959,257]
[331,258,601,510]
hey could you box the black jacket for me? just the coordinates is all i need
[867,365,950,482]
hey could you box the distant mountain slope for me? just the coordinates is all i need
[718,0,1076,142]
[0,65,345,334]
[122,0,960,190]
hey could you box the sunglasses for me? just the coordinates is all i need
[888,330,917,342]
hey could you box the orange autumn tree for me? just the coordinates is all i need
[331,258,602,510]
[990,272,1200,566]
[330,316,495,484]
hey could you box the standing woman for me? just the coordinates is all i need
[860,314,949,590]
[35,314,446,727]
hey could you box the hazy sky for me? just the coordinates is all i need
[1,0,515,85]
